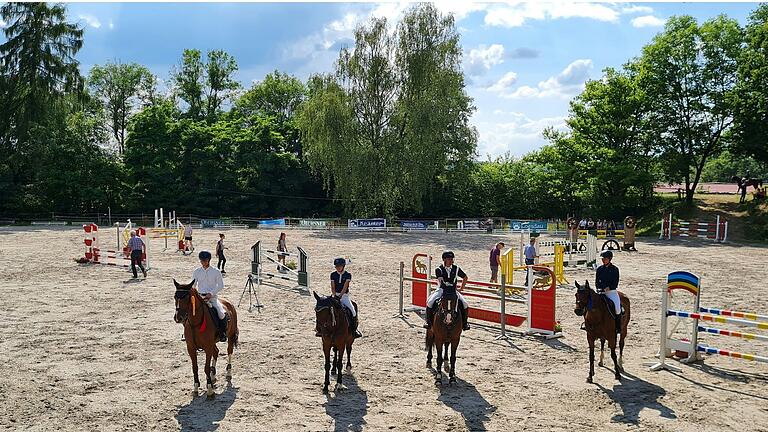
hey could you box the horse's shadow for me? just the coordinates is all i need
[324,373,368,432]
[175,381,238,432]
[436,377,496,432]
[595,370,676,425]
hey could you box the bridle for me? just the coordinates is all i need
[175,289,197,323]
[574,286,593,317]
[315,298,342,336]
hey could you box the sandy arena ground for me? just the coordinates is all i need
[1,226,767,431]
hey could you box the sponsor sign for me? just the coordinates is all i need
[201,219,224,228]
[258,218,286,226]
[348,218,386,229]
[400,220,430,230]
[299,219,327,227]
[510,220,548,232]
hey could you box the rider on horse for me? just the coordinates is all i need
[192,250,229,342]
[424,250,471,331]
[329,257,362,338]
[595,250,622,334]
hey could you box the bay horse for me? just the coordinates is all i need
[174,279,239,397]
[732,176,764,203]
[425,295,463,385]
[574,281,630,383]
[313,292,355,394]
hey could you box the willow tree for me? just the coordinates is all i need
[298,3,476,216]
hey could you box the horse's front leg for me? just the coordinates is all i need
[323,341,331,394]
[204,351,214,398]
[435,338,444,386]
[426,330,433,369]
[443,343,450,373]
[449,340,459,385]
[187,345,200,395]
[331,347,338,375]
[587,336,595,384]
[598,339,605,366]
[345,342,352,371]
[211,346,219,384]
[609,338,621,381]
[335,343,344,391]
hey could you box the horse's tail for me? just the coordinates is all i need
[224,299,239,349]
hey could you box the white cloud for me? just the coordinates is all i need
[108,20,114,30]
[78,14,101,29]
[622,5,654,14]
[0,19,6,28]
[466,44,505,75]
[632,15,666,28]
[487,71,518,92]
[500,59,593,99]
[484,2,620,28]
[434,2,488,21]
[476,112,567,156]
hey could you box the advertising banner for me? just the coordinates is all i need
[348,218,386,229]
[510,220,548,232]
[258,218,286,226]
[299,219,328,228]
[400,220,430,230]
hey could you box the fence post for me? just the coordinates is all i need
[394,261,405,318]
[495,275,510,341]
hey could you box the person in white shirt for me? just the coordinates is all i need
[192,251,228,342]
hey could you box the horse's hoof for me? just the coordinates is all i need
[434,379,441,386]
[444,364,450,373]
[426,361,432,369]
[598,361,603,367]
[206,385,215,398]
[615,374,622,381]
[334,383,343,392]
[346,365,352,372]
[586,377,593,384]
[449,376,457,385]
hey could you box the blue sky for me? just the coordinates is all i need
[1,2,759,158]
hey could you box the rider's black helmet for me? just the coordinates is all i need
[600,250,613,259]
[442,250,455,260]
[333,257,346,267]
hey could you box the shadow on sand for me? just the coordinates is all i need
[435,376,496,432]
[176,380,238,432]
[324,373,368,432]
[595,370,676,425]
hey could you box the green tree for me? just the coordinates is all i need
[733,4,768,165]
[89,61,155,153]
[171,49,239,121]
[539,67,656,216]
[0,2,84,213]
[633,15,743,204]
[299,4,476,216]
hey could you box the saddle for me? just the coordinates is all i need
[599,294,623,319]
[202,302,229,338]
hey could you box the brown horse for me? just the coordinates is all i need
[574,281,630,383]
[425,296,463,385]
[313,292,355,394]
[174,279,239,397]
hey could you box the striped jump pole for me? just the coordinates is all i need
[251,241,309,292]
[650,271,768,372]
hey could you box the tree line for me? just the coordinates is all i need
[0,3,766,221]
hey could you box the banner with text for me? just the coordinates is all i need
[348,218,386,229]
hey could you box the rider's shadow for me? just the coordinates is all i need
[437,377,496,432]
[324,373,368,432]
[175,381,238,432]
[595,370,676,425]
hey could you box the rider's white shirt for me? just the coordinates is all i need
[192,266,224,296]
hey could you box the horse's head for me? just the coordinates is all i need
[174,279,197,323]
[437,295,459,328]
[313,291,340,336]
[573,281,593,316]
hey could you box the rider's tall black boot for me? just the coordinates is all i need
[423,306,434,329]
[462,307,471,331]
[352,315,362,338]
[218,315,228,342]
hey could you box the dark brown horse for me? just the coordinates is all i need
[313,292,355,393]
[732,176,764,203]
[426,296,463,385]
[174,280,239,397]
[574,281,630,383]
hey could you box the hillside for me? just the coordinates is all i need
[650,191,768,244]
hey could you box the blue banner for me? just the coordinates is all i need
[349,218,386,229]
[258,218,286,226]
[201,219,224,228]
[400,220,430,230]
[510,220,548,231]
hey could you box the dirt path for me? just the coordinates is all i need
[1,227,767,431]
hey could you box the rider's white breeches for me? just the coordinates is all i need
[604,290,621,314]
[427,288,469,309]
[206,295,226,319]
[336,293,356,317]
